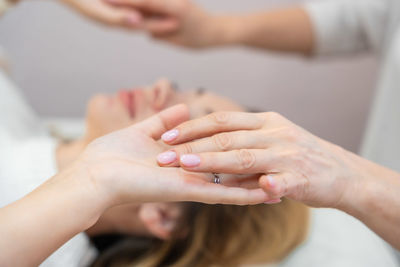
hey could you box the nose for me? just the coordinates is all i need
[151,79,175,111]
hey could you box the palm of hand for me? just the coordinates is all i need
[81,127,213,205]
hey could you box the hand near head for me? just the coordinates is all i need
[60,0,143,28]
[59,0,227,48]
[102,0,220,48]
[156,111,366,208]
[77,104,269,208]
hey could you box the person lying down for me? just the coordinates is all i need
[0,76,397,266]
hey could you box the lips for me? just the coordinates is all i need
[118,89,136,118]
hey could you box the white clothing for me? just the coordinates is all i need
[280,208,398,267]
[304,0,400,260]
[304,0,400,171]
[0,70,96,267]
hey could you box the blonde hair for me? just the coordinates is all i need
[93,199,309,267]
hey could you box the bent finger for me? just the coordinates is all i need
[134,104,190,139]
[178,149,278,174]
[106,0,179,15]
[161,112,265,145]
[187,185,270,205]
[79,1,143,27]
[144,17,180,35]
[259,172,309,200]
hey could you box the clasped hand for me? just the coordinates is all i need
[75,105,269,209]
[156,111,364,209]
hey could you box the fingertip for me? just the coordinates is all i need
[259,175,269,189]
[259,175,279,196]
[180,154,201,168]
[264,198,282,205]
[159,104,190,133]
[162,104,190,121]
[157,151,177,165]
[161,129,179,143]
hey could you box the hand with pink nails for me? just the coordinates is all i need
[156,111,360,208]
[156,111,400,250]
[76,105,270,207]
[60,0,143,28]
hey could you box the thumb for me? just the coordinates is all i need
[259,172,308,201]
[66,0,143,27]
[133,104,190,140]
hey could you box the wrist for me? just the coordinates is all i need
[56,162,112,230]
[334,152,391,219]
[209,15,246,46]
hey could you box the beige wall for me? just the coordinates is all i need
[0,0,377,152]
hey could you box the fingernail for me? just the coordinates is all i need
[180,154,201,167]
[157,151,177,165]
[161,129,179,142]
[264,199,282,204]
[125,14,141,25]
[267,175,276,188]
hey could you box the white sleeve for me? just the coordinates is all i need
[279,209,398,267]
[303,0,390,56]
[41,233,97,267]
[0,134,59,206]
[0,133,97,266]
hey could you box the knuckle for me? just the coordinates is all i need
[212,133,232,151]
[235,149,256,170]
[264,111,281,120]
[180,143,194,154]
[298,175,310,198]
[281,176,289,196]
[210,111,230,125]
[281,127,299,142]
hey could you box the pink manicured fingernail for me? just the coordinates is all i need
[180,154,201,167]
[267,176,276,188]
[157,151,177,165]
[161,129,179,142]
[264,199,282,204]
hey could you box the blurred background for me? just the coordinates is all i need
[0,0,377,152]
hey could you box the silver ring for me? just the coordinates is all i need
[213,173,220,184]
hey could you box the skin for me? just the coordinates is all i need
[0,105,270,267]
[95,0,400,251]
[59,0,143,28]
[0,1,315,265]
[102,0,314,53]
[13,0,314,53]
[156,111,400,250]
[56,79,251,239]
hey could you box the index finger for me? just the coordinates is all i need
[192,187,270,205]
[133,104,190,140]
[161,112,265,145]
[106,0,180,15]
[181,181,270,205]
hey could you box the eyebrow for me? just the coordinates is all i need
[171,82,180,92]
[205,108,215,115]
[196,87,206,96]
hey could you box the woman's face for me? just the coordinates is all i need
[85,79,244,239]
[85,79,244,141]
